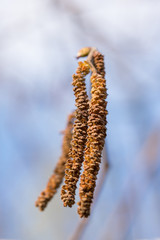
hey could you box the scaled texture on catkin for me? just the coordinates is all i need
[35,113,74,211]
[78,66,108,217]
[61,61,90,207]
[93,50,105,78]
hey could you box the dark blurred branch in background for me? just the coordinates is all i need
[70,144,109,240]
[51,0,152,91]
[100,128,160,240]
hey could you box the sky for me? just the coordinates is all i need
[0,0,160,239]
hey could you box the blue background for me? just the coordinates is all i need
[0,0,160,239]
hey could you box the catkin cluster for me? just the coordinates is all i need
[35,113,74,211]
[35,48,108,219]
[61,61,90,207]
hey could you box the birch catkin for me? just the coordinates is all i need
[78,59,107,217]
[35,113,74,211]
[61,61,90,207]
[93,50,105,78]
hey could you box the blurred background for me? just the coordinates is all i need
[0,0,160,239]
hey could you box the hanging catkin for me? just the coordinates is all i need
[93,50,105,78]
[78,52,108,218]
[35,112,74,211]
[61,61,90,207]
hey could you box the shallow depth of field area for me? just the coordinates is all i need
[0,1,160,240]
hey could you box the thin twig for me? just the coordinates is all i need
[86,47,97,73]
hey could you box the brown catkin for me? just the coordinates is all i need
[61,61,90,207]
[77,69,108,217]
[93,50,105,78]
[35,112,74,211]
